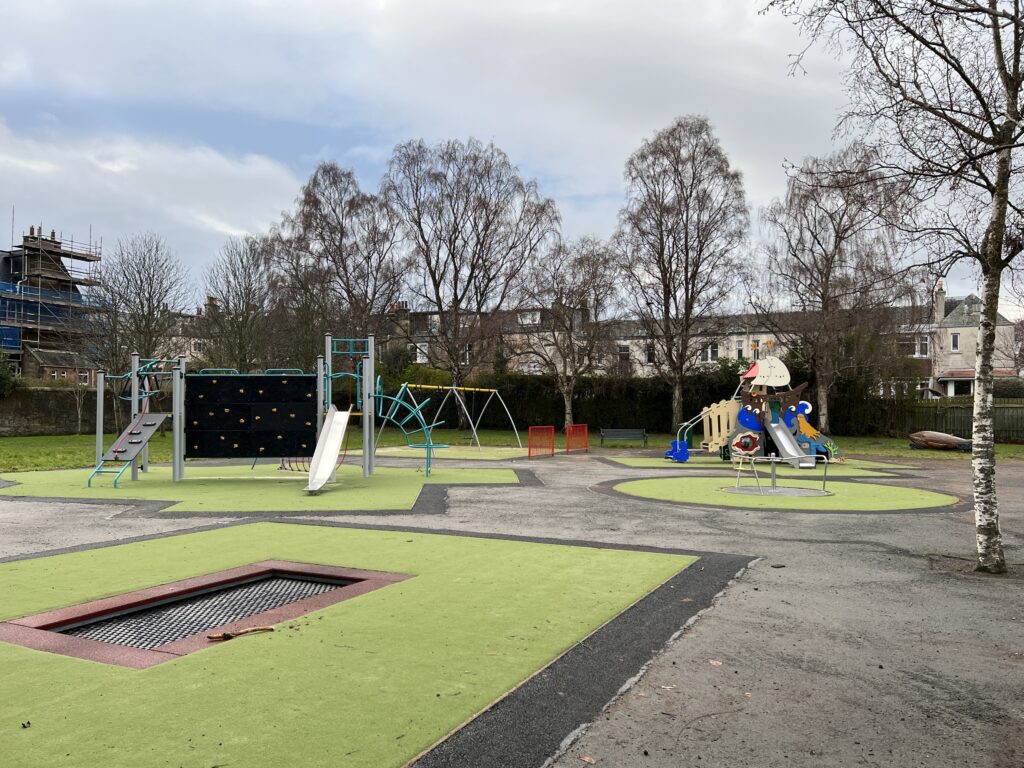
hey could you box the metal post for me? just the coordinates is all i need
[172,356,185,481]
[140,370,149,474]
[95,370,105,467]
[316,354,325,436]
[324,333,333,422]
[130,353,140,481]
[363,334,375,477]
[770,453,777,493]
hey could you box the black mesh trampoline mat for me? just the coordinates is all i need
[59,575,348,650]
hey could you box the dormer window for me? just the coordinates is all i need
[518,310,540,327]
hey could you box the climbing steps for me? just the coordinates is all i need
[88,413,168,487]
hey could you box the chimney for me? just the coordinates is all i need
[933,279,946,323]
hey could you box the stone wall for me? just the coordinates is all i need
[0,387,129,436]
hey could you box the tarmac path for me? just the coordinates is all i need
[1,453,1020,767]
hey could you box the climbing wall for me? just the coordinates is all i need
[184,374,318,459]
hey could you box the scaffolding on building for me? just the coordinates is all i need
[0,225,103,377]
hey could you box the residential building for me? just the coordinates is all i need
[919,281,1017,396]
[377,283,1018,397]
[0,226,102,384]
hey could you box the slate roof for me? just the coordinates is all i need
[940,294,1012,328]
[25,347,95,369]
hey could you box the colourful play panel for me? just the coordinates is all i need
[613,476,956,511]
[0,523,694,768]
[0,463,517,513]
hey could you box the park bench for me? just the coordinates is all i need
[599,428,648,447]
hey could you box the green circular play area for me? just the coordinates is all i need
[613,476,958,511]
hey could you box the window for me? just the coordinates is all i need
[78,371,89,384]
[427,314,440,333]
[751,340,761,360]
[461,344,472,365]
[645,344,656,365]
[408,343,429,364]
[617,344,630,363]
[700,342,719,363]
[950,332,960,352]
[518,310,540,327]
[917,335,929,358]
[60,370,68,379]
[50,370,58,381]
[736,340,744,359]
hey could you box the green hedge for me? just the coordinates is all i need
[363,361,746,433]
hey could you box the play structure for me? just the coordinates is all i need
[667,356,840,468]
[526,424,590,458]
[401,383,521,451]
[90,355,181,487]
[528,426,556,458]
[89,334,464,492]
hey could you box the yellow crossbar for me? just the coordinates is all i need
[404,384,497,393]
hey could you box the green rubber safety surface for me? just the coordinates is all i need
[0,463,518,513]
[609,456,912,476]
[0,524,694,768]
[613,476,957,511]
[372,445,530,460]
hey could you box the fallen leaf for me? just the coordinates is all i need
[579,756,597,765]
[659,685,676,690]
[744,692,752,698]
[709,660,723,667]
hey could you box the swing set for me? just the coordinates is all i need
[400,383,522,450]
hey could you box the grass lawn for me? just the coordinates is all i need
[0,463,517,513]
[613,476,958,511]
[0,522,695,768]
[835,434,1024,460]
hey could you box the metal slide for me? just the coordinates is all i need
[764,421,817,469]
[304,405,352,494]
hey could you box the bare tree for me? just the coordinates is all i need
[91,233,191,365]
[382,138,559,387]
[264,231,339,371]
[767,0,1024,573]
[201,236,274,372]
[753,145,918,432]
[516,237,619,428]
[289,162,406,339]
[617,115,748,426]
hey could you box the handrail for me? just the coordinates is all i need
[198,368,239,375]
[731,452,831,493]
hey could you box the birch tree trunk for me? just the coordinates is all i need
[561,384,575,430]
[814,367,831,435]
[972,266,1007,573]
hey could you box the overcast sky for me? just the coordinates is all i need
[0,1,1010,314]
